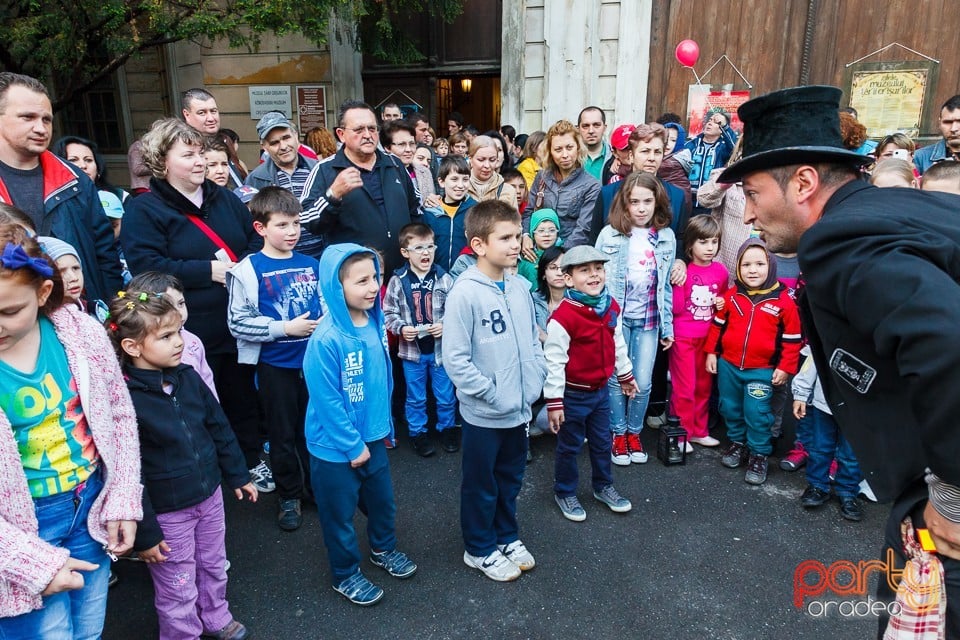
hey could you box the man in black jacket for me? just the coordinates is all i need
[720,85,960,639]
[300,100,421,274]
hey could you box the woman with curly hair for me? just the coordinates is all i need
[523,120,600,249]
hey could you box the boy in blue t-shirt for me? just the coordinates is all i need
[227,187,323,532]
[302,243,418,606]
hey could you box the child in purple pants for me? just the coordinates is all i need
[107,289,257,640]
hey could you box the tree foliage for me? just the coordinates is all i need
[0,0,463,111]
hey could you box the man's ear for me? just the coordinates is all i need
[793,165,821,204]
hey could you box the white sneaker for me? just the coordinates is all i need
[249,460,276,493]
[683,440,694,453]
[689,436,720,447]
[463,549,521,582]
[858,479,878,503]
[645,412,667,430]
[498,540,535,571]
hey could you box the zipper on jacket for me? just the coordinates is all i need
[738,294,756,370]
[170,394,210,496]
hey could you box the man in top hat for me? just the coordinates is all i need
[721,84,960,639]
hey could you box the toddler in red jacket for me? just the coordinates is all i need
[705,238,801,485]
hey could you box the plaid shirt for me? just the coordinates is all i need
[382,265,454,364]
[883,516,946,639]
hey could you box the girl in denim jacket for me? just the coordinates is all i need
[595,172,676,465]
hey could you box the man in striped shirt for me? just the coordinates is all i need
[245,112,322,257]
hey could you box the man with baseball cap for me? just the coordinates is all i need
[723,84,960,638]
[600,124,636,186]
[244,112,321,257]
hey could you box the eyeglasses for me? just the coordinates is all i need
[341,125,380,135]
[534,227,558,236]
[406,244,436,254]
[391,141,416,149]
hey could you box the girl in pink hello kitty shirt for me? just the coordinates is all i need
[669,215,728,448]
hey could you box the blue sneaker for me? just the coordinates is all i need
[369,549,417,579]
[333,571,383,606]
[555,494,587,522]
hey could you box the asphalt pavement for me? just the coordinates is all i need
[104,426,887,640]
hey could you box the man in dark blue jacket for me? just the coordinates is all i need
[0,72,122,306]
[722,84,960,640]
[300,100,421,274]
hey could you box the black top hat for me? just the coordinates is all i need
[719,85,872,183]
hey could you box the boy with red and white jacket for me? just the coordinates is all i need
[705,238,802,486]
[544,245,638,522]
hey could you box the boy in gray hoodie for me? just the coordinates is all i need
[443,200,547,583]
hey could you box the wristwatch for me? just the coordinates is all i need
[325,187,342,206]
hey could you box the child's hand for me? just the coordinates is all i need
[521,235,538,263]
[137,541,171,564]
[660,337,674,351]
[772,369,788,386]
[669,259,687,286]
[705,353,718,374]
[105,519,137,557]
[714,297,725,311]
[548,408,564,433]
[792,400,807,420]
[351,445,371,468]
[285,311,318,337]
[235,482,258,503]
[427,323,443,337]
[42,557,99,596]
[400,326,418,341]
[620,379,640,399]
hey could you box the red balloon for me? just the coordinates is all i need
[675,40,700,68]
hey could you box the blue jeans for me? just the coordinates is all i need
[794,413,813,449]
[310,441,397,584]
[717,359,774,456]
[402,355,457,437]
[554,388,613,496]
[0,468,110,640]
[609,319,659,435]
[804,407,862,498]
[460,421,527,557]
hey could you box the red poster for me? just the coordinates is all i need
[686,88,750,137]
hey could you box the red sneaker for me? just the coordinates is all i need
[626,432,648,464]
[611,434,630,466]
[779,441,807,471]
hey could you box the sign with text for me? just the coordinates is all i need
[842,60,940,138]
[296,86,327,132]
[686,86,750,138]
[249,86,292,120]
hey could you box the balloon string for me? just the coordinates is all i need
[687,66,716,110]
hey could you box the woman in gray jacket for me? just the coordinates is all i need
[523,120,601,250]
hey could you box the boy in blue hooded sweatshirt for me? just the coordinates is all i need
[443,200,547,583]
[303,243,417,606]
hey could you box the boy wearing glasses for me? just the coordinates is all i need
[383,223,459,456]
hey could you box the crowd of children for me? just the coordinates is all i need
[0,117,886,639]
